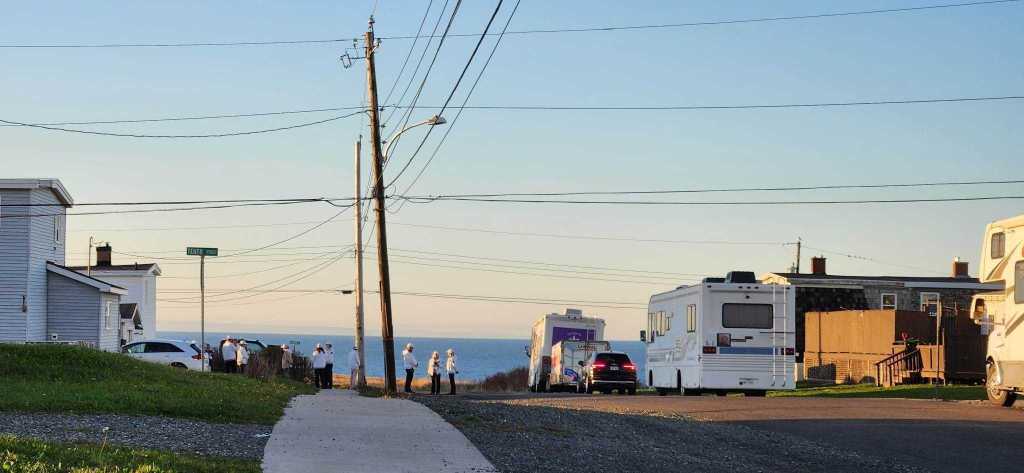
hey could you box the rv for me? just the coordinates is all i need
[971,214,1024,407]
[527,308,606,392]
[644,271,795,396]
[549,340,611,391]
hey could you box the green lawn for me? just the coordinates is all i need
[0,435,260,473]
[770,383,986,401]
[0,345,314,425]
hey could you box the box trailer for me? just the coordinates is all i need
[643,271,796,396]
[549,340,611,392]
[527,308,606,392]
[971,213,1024,407]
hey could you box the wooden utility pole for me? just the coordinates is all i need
[353,138,366,388]
[365,22,398,396]
[795,237,802,273]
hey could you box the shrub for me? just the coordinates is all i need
[471,366,528,392]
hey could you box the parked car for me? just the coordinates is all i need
[122,339,208,371]
[578,351,637,395]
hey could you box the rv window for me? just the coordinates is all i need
[648,312,656,339]
[722,304,774,329]
[686,304,696,333]
[991,232,1005,259]
[881,293,897,310]
[1016,261,1023,304]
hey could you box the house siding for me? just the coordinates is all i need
[27,189,65,341]
[0,189,30,341]
[89,272,158,338]
[46,271,101,346]
[98,293,120,351]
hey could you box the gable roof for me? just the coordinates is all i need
[120,303,143,329]
[763,272,1002,290]
[46,261,127,295]
[68,263,161,276]
[0,179,73,206]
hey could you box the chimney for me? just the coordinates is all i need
[952,257,969,278]
[96,244,112,267]
[811,256,827,275]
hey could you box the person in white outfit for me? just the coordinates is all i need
[324,343,335,389]
[221,338,237,374]
[311,345,328,389]
[402,343,418,393]
[427,351,441,395]
[347,346,361,390]
[445,348,458,395]
[236,341,250,374]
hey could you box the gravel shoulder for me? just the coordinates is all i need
[415,396,925,473]
[0,412,272,459]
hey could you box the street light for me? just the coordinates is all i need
[382,115,446,161]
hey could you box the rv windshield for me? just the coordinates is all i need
[722,303,774,329]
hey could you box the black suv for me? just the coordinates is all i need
[579,352,637,395]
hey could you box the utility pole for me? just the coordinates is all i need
[87,236,94,276]
[795,237,802,273]
[353,138,366,388]
[365,19,398,396]
[200,254,206,373]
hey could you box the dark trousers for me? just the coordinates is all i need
[238,362,246,374]
[448,373,456,395]
[314,368,324,388]
[430,374,441,394]
[324,364,334,389]
[223,360,236,373]
[404,369,415,393]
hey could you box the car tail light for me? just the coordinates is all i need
[623,363,636,371]
[702,346,717,354]
[592,362,606,369]
[785,347,795,356]
[192,354,203,360]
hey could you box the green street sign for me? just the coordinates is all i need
[186,247,219,257]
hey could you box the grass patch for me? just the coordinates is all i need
[0,435,259,473]
[770,383,986,401]
[0,345,315,425]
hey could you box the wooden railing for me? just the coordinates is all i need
[874,348,922,387]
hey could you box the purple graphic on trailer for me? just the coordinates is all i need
[552,327,596,345]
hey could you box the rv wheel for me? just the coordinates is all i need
[628,387,636,395]
[657,388,667,396]
[747,390,767,397]
[683,388,702,396]
[987,363,1017,407]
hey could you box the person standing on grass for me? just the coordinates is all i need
[428,351,441,395]
[402,343,418,393]
[221,337,237,374]
[280,344,293,376]
[324,343,335,389]
[312,345,327,389]
[445,348,458,395]
[236,340,250,375]
[347,346,361,390]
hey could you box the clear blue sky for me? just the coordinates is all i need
[3,1,1022,339]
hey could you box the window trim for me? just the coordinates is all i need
[920,292,940,317]
[1015,261,1024,304]
[721,303,774,329]
[686,304,697,333]
[991,232,1005,259]
[881,293,898,310]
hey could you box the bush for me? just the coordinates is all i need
[471,366,528,392]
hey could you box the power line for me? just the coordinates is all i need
[0,110,365,138]
[3,1,1015,49]
[399,194,1024,206]
[376,252,689,282]
[0,200,336,219]
[380,0,437,111]
[802,245,944,275]
[0,106,368,127]
[0,197,339,208]
[159,253,347,303]
[389,221,789,245]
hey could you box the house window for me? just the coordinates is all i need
[920,292,940,317]
[1015,261,1024,304]
[881,293,897,310]
[991,232,1005,259]
[52,216,62,243]
[105,302,115,329]
[686,304,697,333]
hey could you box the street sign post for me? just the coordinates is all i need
[187,247,218,372]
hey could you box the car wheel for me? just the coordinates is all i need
[715,390,727,397]
[747,390,767,397]
[585,379,594,394]
[170,362,187,369]
[628,387,637,395]
[683,388,702,396]
[657,388,667,396]
[617,388,625,395]
[987,362,1017,407]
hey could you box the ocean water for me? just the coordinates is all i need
[160,331,645,381]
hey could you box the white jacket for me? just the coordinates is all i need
[445,355,457,375]
[427,357,440,376]
[325,349,335,365]
[402,350,418,370]
[312,351,328,369]
[347,350,360,370]
[221,341,236,361]
[236,346,250,365]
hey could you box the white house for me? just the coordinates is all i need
[70,245,161,339]
[0,178,125,351]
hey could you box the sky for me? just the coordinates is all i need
[2,1,1022,340]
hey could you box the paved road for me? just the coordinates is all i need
[493,395,1023,473]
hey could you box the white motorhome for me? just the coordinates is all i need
[527,308,606,392]
[644,272,795,396]
[971,214,1024,407]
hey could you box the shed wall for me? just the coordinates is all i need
[0,189,30,341]
[46,271,101,345]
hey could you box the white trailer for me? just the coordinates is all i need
[644,272,795,395]
[527,308,606,392]
[970,214,1024,407]
[549,340,611,391]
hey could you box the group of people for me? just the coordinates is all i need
[402,343,458,395]
[310,343,337,389]
[219,337,251,374]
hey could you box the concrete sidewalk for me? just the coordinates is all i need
[262,389,497,473]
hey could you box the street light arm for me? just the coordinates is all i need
[382,115,445,162]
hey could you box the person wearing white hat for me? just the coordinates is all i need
[221,337,237,374]
[311,344,327,389]
[445,348,458,395]
[401,343,418,393]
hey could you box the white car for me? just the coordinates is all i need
[122,339,209,371]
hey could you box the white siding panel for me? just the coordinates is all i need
[98,293,121,352]
[46,271,100,345]
[27,189,66,340]
[0,189,30,341]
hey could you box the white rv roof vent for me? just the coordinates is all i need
[564,308,583,318]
